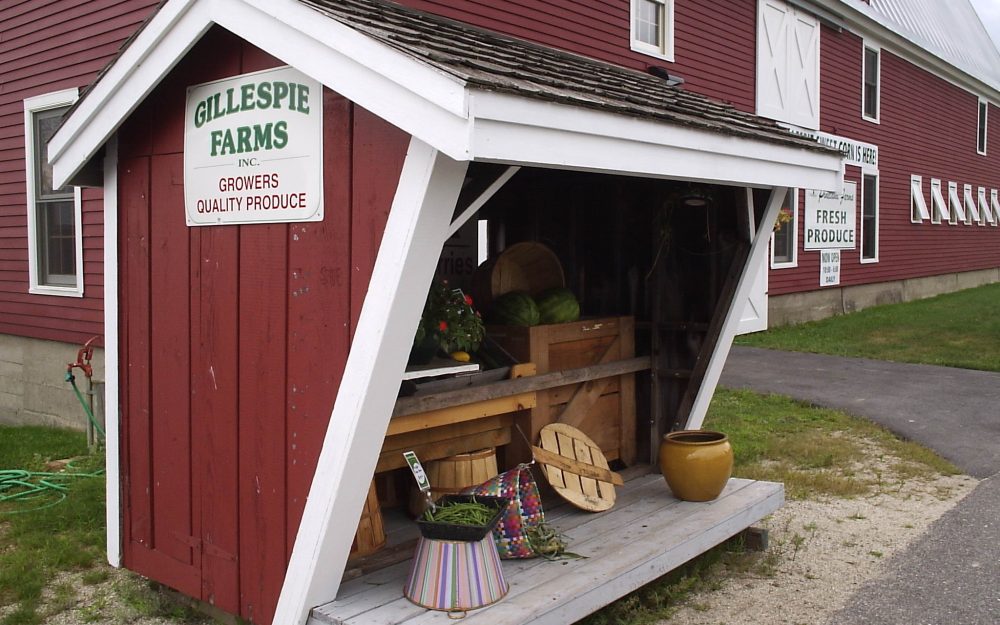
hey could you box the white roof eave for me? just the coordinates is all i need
[50,0,842,192]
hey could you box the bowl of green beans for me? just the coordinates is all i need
[417,494,510,541]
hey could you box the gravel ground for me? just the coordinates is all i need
[661,472,977,625]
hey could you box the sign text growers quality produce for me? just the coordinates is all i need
[183,66,323,226]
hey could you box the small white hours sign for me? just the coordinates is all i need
[184,66,323,226]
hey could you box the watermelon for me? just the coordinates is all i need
[489,291,540,326]
[535,288,580,324]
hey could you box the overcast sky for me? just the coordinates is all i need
[970,0,1000,47]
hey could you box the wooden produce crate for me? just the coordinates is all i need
[487,316,636,466]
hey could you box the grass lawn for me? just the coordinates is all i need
[0,427,105,625]
[736,283,1000,372]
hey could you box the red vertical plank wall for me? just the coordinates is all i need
[770,26,1000,295]
[117,27,410,624]
[392,0,758,111]
[0,0,160,345]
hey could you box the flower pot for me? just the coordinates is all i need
[658,430,733,502]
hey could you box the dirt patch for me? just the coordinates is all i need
[24,568,208,625]
[661,471,976,625]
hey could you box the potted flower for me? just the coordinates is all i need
[409,280,485,364]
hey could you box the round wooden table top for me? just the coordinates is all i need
[536,423,617,512]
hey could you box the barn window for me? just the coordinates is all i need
[861,174,878,262]
[770,188,798,268]
[862,44,880,122]
[948,181,966,224]
[24,89,83,296]
[757,0,820,129]
[929,178,948,224]
[992,190,1000,227]
[910,175,929,223]
[978,99,988,155]
[631,0,674,61]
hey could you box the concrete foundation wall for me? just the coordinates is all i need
[0,335,105,430]
[769,267,1000,327]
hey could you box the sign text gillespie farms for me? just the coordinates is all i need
[183,67,323,226]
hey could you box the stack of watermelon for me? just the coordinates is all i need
[489,288,580,326]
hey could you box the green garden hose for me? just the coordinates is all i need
[66,371,106,439]
[0,463,104,514]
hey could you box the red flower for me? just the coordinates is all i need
[464,294,474,306]
[438,320,448,332]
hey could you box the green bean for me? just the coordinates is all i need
[422,499,496,525]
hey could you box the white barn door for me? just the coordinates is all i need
[757,0,820,130]
[738,257,768,334]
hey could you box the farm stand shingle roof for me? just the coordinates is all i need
[297,0,836,154]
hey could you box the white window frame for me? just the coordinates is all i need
[910,175,929,223]
[862,42,880,123]
[991,190,1000,227]
[860,172,879,263]
[964,183,982,225]
[978,98,988,156]
[770,187,798,268]
[979,186,995,225]
[24,88,83,297]
[630,0,675,62]
[929,178,948,224]
[948,181,966,224]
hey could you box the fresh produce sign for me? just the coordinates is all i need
[183,66,323,226]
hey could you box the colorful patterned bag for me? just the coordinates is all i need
[464,463,545,559]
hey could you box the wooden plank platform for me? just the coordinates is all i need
[311,473,783,625]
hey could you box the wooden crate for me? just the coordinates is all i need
[488,316,636,465]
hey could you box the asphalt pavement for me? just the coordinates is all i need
[720,346,1000,625]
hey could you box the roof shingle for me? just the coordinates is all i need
[298,0,837,154]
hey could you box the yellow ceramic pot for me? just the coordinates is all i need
[658,430,733,502]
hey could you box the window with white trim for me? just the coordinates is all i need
[992,190,1000,227]
[631,0,674,61]
[930,179,948,224]
[979,187,996,226]
[757,0,820,129]
[910,175,929,223]
[24,89,82,296]
[948,181,966,225]
[861,173,878,262]
[978,99,988,155]
[862,44,880,122]
[771,188,798,268]
[964,183,981,224]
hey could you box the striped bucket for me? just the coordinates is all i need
[404,535,508,613]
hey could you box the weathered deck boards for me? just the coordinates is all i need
[311,474,783,625]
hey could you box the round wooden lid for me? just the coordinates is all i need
[535,423,618,512]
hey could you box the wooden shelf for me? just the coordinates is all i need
[401,358,479,380]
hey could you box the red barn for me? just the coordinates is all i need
[1,1,998,624]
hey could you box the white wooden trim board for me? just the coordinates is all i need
[103,134,122,567]
[310,475,783,625]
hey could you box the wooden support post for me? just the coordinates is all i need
[273,139,469,625]
[738,527,770,552]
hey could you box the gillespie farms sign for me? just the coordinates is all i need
[183,67,323,226]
